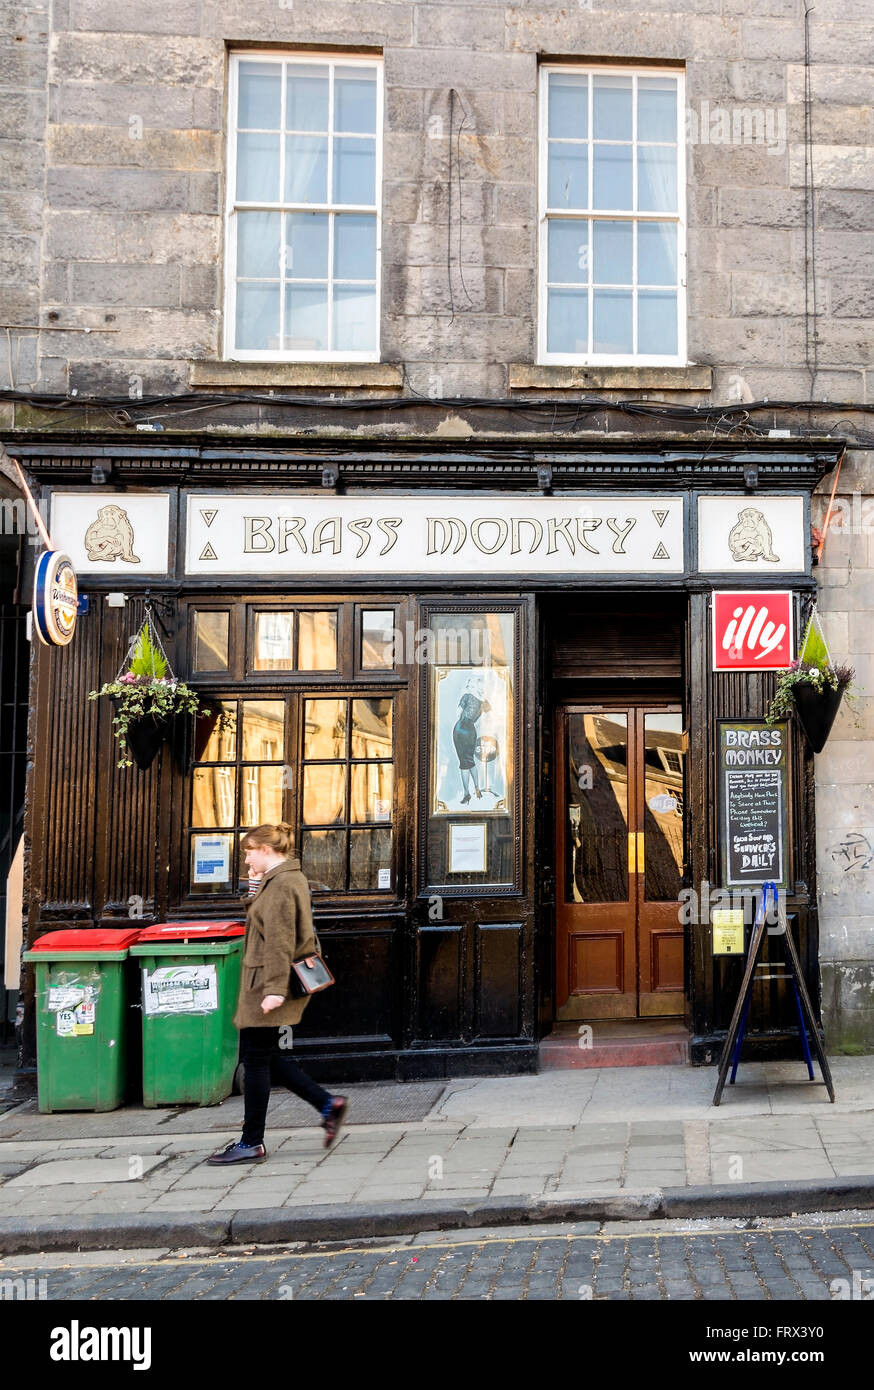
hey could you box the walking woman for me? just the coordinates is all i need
[207,822,347,1165]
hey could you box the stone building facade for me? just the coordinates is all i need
[1,0,872,1065]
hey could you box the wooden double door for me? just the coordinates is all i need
[555,703,687,1019]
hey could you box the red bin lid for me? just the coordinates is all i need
[134,920,245,942]
[28,928,143,953]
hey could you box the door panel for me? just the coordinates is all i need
[637,710,686,1015]
[555,703,686,1021]
[555,709,637,1020]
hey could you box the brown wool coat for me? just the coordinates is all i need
[232,857,319,1030]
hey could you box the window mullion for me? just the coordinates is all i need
[279,61,287,353]
[327,63,335,353]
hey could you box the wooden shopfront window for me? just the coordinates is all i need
[182,596,403,901]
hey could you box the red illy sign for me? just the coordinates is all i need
[712,591,794,671]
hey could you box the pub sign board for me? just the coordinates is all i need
[719,721,790,891]
[712,591,794,671]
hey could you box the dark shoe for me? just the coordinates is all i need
[322,1097,348,1149]
[460,794,471,805]
[206,1139,266,1165]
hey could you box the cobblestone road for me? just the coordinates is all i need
[3,1215,874,1301]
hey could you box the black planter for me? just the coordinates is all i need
[123,713,170,770]
[792,681,845,754]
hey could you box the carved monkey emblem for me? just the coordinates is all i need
[84,504,140,563]
[727,506,779,564]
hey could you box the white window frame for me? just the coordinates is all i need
[224,50,383,363]
[537,62,687,367]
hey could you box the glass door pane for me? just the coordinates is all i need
[642,711,685,901]
[565,711,629,903]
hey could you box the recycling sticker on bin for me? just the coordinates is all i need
[142,964,219,1016]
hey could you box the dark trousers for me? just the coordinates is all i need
[239,1027,331,1147]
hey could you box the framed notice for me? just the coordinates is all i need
[718,721,790,891]
[712,909,745,955]
[448,822,487,875]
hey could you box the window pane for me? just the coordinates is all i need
[593,220,632,285]
[285,134,328,203]
[193,611,229,672]
[565,713,628,902]
[241,700,285,761]
[593,75,632,140]
[548,71,587,139]
[237,211,280,278]
[593,143,632,209]
[298,611,338,669]
[638,146,677,212]
[333,285,377,351]
[350,827,391,891]
[638,77,677,143]
[240,766,283,827]
[236,133,280,201]
[547,288,588,354]
[361,610,395,668]
[547,142,588,209]
[190,833,234,896]
[194,701,237,762]
[238,62,281,129]
[334,213,377,279]
[333,136,376,204]
[643,712,685,902]
[594,289,633,354]
[351,764,393,823]
[547,219,589,285]
[284,286,328,351]
[352,698,393,758]
[335,70,377,134]
[303,764,346,825]
[304,699,346,759]
[301,829,345,891]
[192,767,237,828]
[285,212,328,279]
[638,221,677,285]
[253,612,294,671]
[638,291,678,355]
[235,284,279,351]
[286,63,328,131]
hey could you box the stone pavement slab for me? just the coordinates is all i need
[0,1057,872,1252]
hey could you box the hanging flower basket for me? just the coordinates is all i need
[766,660,855,753]
[89,609,206,769]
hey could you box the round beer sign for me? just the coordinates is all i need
[33,549,78,647]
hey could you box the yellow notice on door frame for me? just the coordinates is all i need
[712,909,745,955]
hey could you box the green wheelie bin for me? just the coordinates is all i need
[24,927,142,1113]
[130,921,245,1107]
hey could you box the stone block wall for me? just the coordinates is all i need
[0,0,873,1047]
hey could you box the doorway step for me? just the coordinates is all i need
[539,1019,689,1070]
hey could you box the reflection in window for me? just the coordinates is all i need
[193,611,229,672]
[361,610,395,668]
[298,611,338,670]
[643,712,685,902]
[565,713,628,903]
[241,700,285,761]
[301,694,394,893]
[253,612,294,670]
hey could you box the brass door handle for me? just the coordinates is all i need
[628,832,645,873]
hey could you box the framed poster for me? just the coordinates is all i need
[431,666,511,815]
[718,721,790,891]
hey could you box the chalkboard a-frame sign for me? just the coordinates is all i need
[718,721,790,892]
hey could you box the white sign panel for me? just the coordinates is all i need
[697,496,805,574]
[50,492,171,575]
[192,834,231,884]
[142,965,219,1016]
[185,495,684,576]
